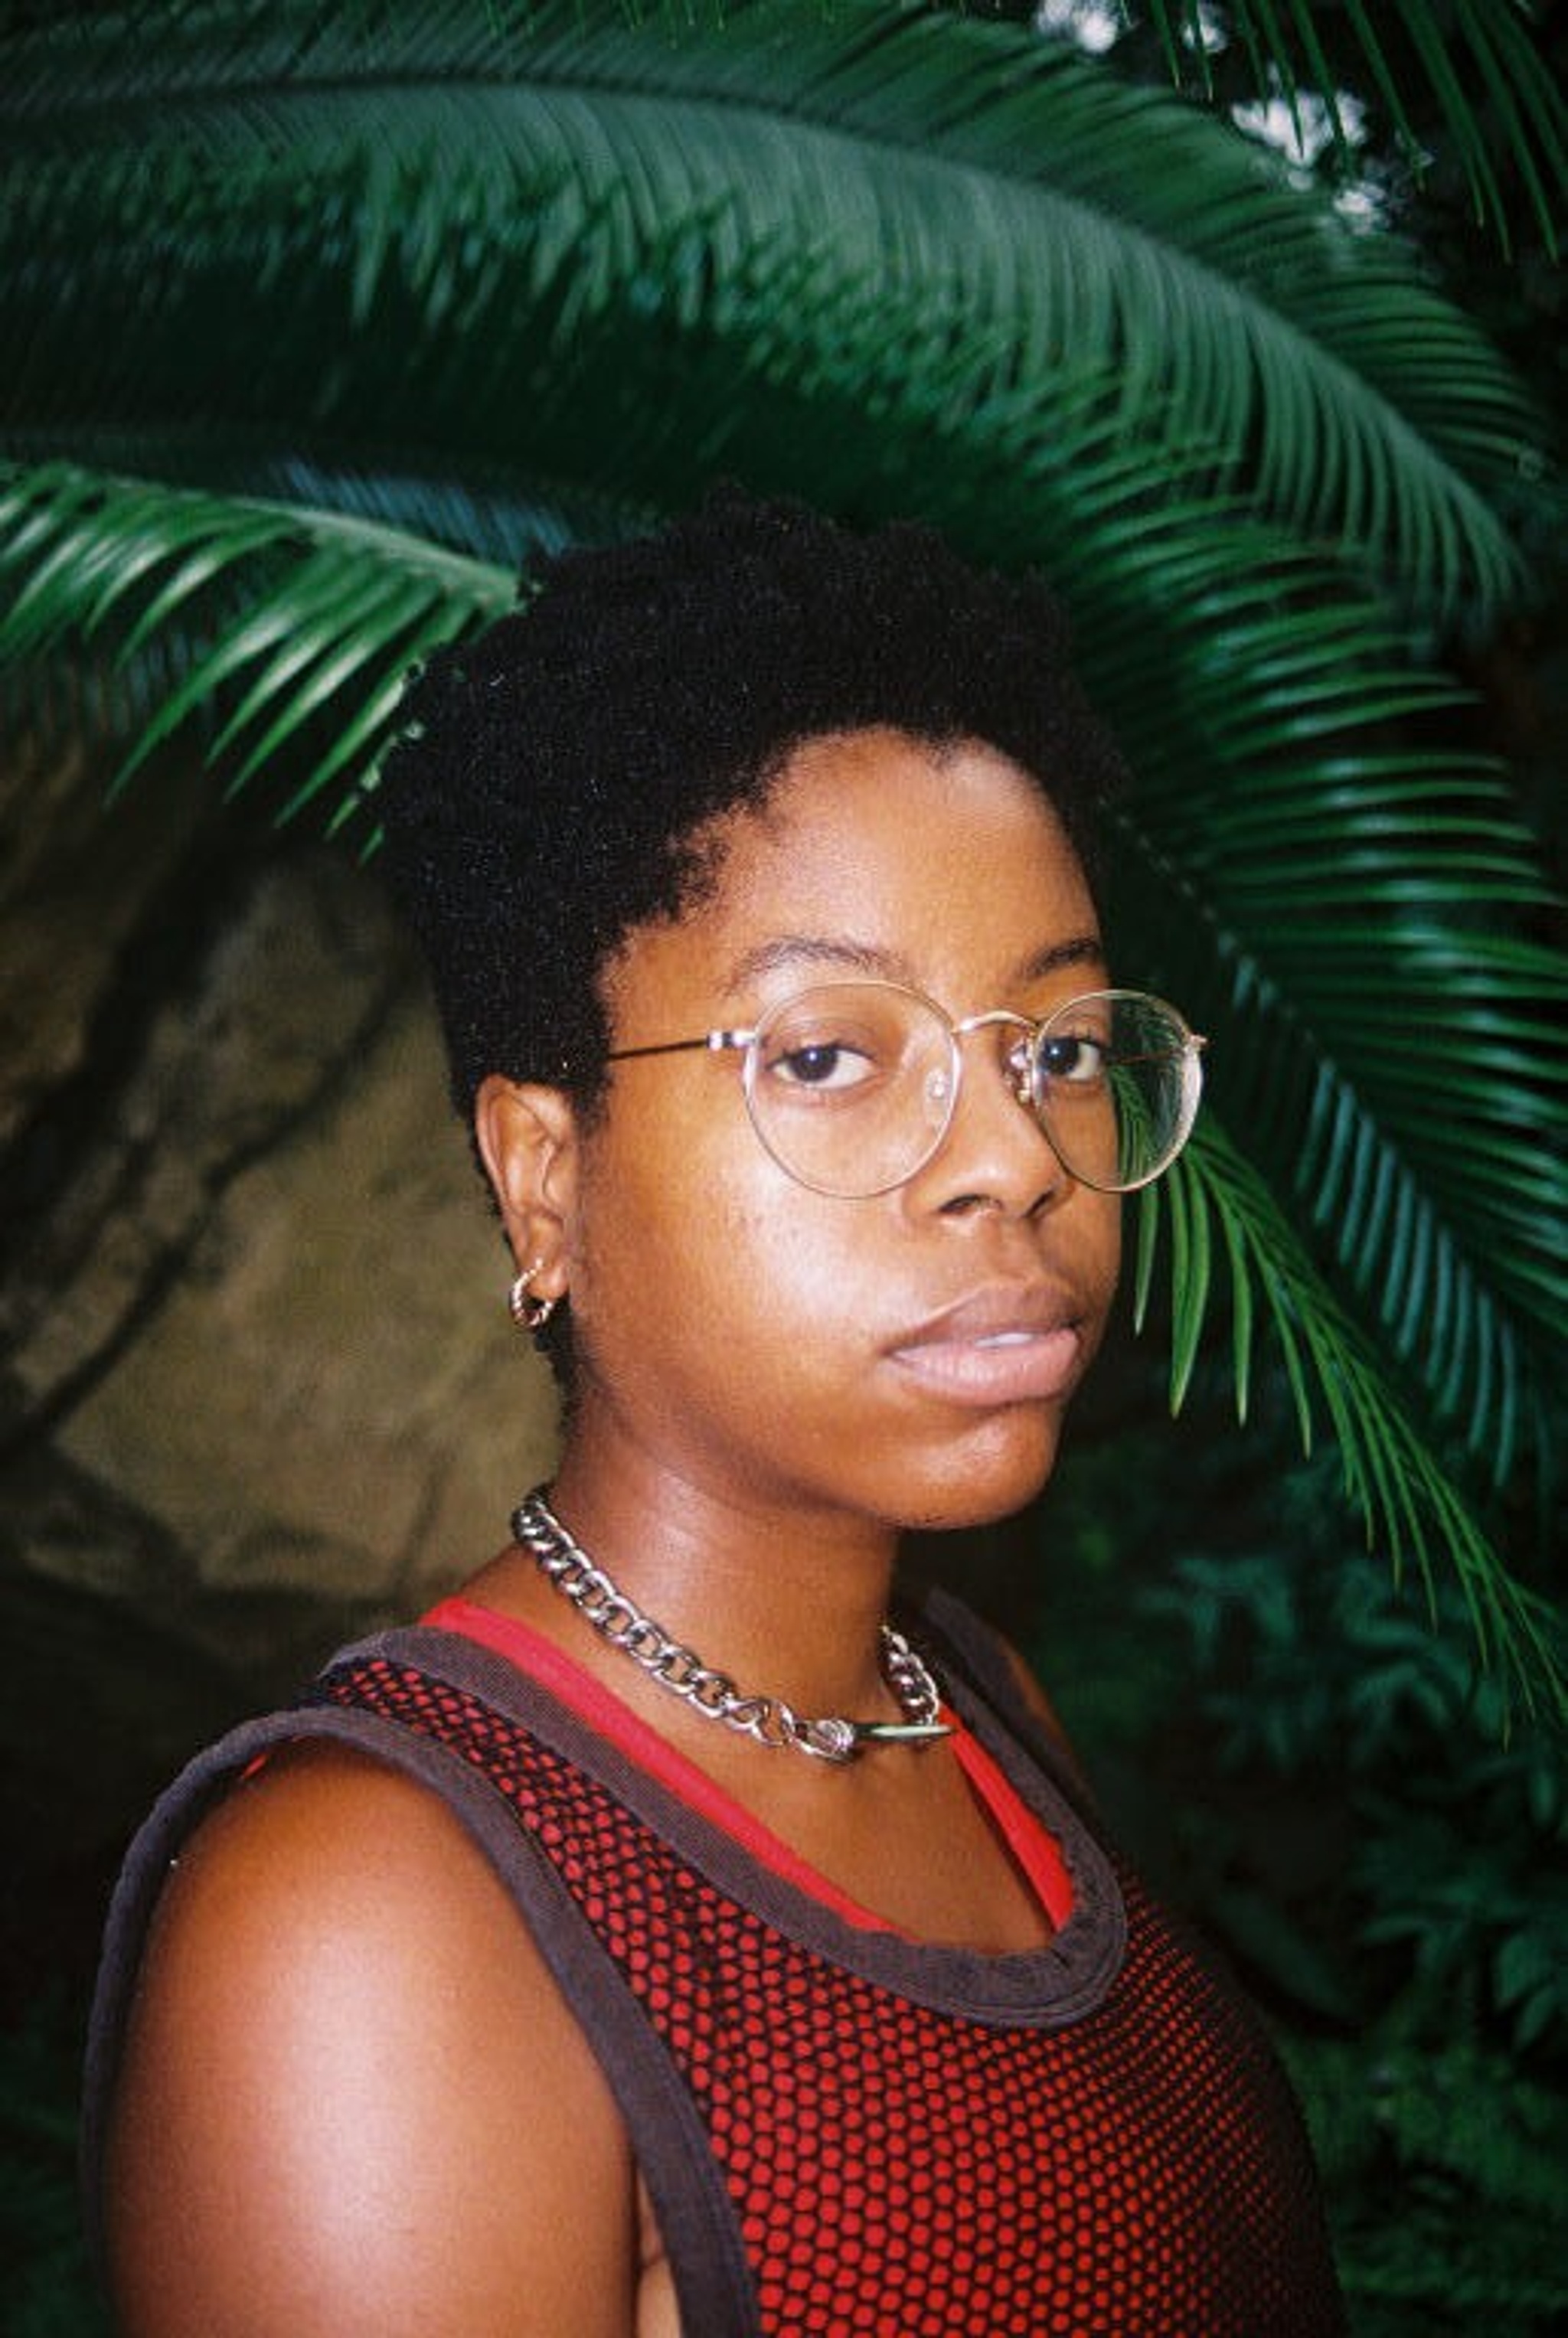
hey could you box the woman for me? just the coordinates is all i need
[87,495,1344,2333]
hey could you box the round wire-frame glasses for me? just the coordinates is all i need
[608,981,1205,1199]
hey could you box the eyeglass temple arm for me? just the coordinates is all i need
[1103,1036,1207,1066]
[608,1022,1205,1067]
[606,1030,753,1063]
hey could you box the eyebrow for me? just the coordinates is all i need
[725,931,1107,995]
[727,936,914,990]
[1023,934,1108,982]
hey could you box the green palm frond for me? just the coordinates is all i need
[1,0,1561,1707]
[1135,1122,1564,1723]
[0,461,514,834]
[1056,508,1565,1475]
[1137,0,1566,254]
[0,423,652,570]
[0,0,1547,626]
[940,466,1564,1481]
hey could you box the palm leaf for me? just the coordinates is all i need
[1014,493,1564,1480]
[1135,1122,1565,1723]
[0,0,1547,626]
[1136,0,1566,253]
[0,461,515,839]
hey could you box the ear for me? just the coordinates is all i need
[472,1074,580,1308]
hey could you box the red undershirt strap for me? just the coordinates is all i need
[423,1594,1074,1933]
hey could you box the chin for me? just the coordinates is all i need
[895,1410,1068,1535]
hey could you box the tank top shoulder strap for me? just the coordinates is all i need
[82,1628,760,2335]
[903,1585,1102,1820]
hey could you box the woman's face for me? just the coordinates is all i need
[557,727,1122,1538]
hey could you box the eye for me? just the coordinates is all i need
[766,1038,878,1091]
[753,985,925,1105]
[756,991,905,1096]
[1037,1031,1109,1086]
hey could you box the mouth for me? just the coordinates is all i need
[887,1289,1087,1408]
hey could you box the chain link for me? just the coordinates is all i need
[511,1490,949,1764]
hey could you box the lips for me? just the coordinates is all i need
[887,1286,1086,1408]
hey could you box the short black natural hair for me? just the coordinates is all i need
[379,489,1123,1125]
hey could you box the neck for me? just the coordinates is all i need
[544,1439,902,1719]
[514,1491,946,1762]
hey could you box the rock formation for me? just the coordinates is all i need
[1,740,559,1999]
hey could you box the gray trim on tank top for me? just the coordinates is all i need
[82,1592,1125,2333]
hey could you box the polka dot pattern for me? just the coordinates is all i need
[318,1654,1344,2336]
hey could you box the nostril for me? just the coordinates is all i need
[939,1192,1001,1218]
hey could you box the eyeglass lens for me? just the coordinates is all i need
[743,984,1198,1198]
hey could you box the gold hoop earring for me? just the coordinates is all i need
[508,1261,557,1334]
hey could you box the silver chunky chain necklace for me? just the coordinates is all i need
[511,1488,951,1765]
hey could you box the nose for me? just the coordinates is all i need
[913,1017,1069,1216]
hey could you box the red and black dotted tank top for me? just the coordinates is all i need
[86,1589,1345,2336]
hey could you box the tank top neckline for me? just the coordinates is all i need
[423,1589,1079,1945]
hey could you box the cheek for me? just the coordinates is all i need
[567,1110,782,1330]
[570,1118,871,1390]
[678,1179,874,1358]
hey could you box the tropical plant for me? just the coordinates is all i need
[0,1996,114,2338]
[1,0,1563,1705]
[1023,1380,1568,2330]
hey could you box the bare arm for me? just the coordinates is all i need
[105,1745,639,2337]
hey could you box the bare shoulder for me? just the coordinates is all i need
[106,1741,638,2337]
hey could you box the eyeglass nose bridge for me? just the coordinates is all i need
[949,1007,1043,1112]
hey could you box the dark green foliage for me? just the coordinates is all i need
[1127,0,1564,258]
[0,2000,111,2337]
[1030,1362,1567,2333]
[1285,2033,1568,2332]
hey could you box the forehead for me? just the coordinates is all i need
[606,727,1102,1025]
